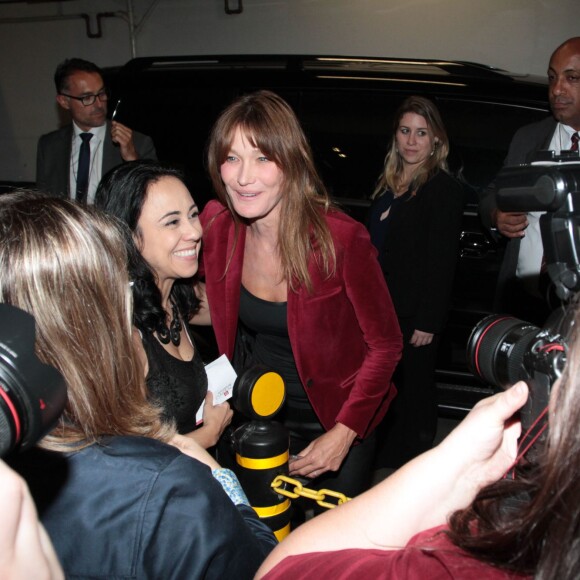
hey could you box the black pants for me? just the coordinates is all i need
[284,401,376,499]
[217,404,376,499]
[288,427,376,500]
[287,420,375,524]
[374,316,439,469]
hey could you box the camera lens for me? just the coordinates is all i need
[0,305,67,457]
[467,314,540,389]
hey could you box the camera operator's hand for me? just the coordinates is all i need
[0,460,63,579]
[437,381,528,500]
[256,381,530,576]
[494,209,528,238]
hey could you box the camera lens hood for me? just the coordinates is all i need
[0,304,67,456]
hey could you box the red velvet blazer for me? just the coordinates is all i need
[200,201,402,438]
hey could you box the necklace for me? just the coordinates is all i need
[393,183,409,198]
[394,176,410,196]
[157,302,182,347]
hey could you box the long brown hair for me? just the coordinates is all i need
[372,95,449,198]
[0,192,175,451]
[206,90,335,292]
[447,305,580,579]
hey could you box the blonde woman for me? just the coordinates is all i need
[368,96,464,468]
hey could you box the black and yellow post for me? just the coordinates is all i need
[232,367,291,541]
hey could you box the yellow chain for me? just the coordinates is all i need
[317,488,351,509]
[270,475,351,509]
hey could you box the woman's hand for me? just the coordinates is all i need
[438,380,528,494]
[289,423,357,478]
[169,433,221,470]
[409,329,434,347]
[0,460,64,580]
[256,381,530,574]
[189,392,233,449]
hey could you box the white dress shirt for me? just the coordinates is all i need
[516,123,577,295]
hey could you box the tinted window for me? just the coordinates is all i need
[298,92,549,207]
[298,90,397,203]
[107,75,237,204]
[107,68,548,214]
[436,99,548,198]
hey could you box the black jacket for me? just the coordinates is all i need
[369,170,464,333]
[36,122,157,198]
[478,116,557,310]
[12,436,276,579]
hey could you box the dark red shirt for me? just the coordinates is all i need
[263,525,531,579]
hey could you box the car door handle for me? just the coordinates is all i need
[459,231,494,259]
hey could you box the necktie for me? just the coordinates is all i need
[571,132,579,152]
[76,132,93,203]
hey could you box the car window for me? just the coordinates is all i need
[107,68,549,214]
[296,91,549,209]
[107,76,237,203]
[436,99,549,197]
[298,90,398,203]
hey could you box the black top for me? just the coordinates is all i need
[367,189,413,254]
[239,285,306,402]
[141,325,207,433]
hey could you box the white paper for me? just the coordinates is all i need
[196,354,237,424]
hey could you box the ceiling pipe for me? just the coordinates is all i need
[0,0,161,56]
[0,11,124,38]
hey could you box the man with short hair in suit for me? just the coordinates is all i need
[36,58,157,203]
[480,37,580,323]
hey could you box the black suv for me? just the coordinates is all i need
[106,55,551,415]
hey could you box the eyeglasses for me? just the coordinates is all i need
[60,90,109,107]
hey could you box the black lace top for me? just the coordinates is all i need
[141,325,207,434]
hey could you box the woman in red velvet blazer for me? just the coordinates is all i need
[199,91,402,497]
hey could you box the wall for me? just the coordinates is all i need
[0,0,576,181]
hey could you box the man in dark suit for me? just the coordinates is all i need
[36,58,157,203]
[480,37,580,323]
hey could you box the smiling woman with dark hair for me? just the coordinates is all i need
[95,160,232,449]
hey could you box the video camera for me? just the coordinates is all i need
[0,304,67,457]
[468,157,580,439]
